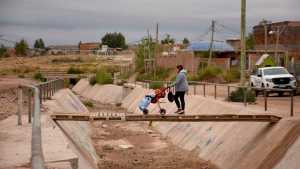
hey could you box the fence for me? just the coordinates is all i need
[18,79,64,169]
[139,80,296,117]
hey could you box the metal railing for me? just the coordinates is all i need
[18,79,65,169]
[139,80,297,117]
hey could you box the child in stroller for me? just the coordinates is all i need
[138,87,171,115]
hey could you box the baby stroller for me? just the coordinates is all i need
[138,87,173,115]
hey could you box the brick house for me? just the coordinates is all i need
[79,42,100,54]
[253,21,300,61]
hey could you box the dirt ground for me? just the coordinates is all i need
[189,84,300,117]
[86,102,217,169]
[0,77,35,121]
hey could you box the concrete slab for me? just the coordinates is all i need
[45,89,100,169]
[0,115,77,169]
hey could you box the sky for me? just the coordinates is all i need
[0,0,299,47]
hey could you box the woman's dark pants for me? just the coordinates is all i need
[174,91,185,110]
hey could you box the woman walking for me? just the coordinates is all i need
[172,65,188,114]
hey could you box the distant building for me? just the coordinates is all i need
[253,21,300,60]
[226,39,241,51]
[48,45,78,55]
[79,42,100,54]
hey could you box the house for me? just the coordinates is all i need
[48,45,78,55]
[186,41,238,70]
[253,21,300,61]
[79,42,100,54]
[156,42,237,74]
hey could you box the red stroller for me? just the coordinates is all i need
[138,86,174,115]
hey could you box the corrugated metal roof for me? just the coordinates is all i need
[187,41,234,52]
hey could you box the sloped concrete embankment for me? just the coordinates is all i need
[120,87,300,169]
[72,79,125,105]
[44,89,100,169]
[68,80,300,169]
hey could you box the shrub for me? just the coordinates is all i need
[94,68,113,84]
[33,72,46,82]
[136,68,170,81]
[89,76,97,85]
[0,44,8,58]
[15,39,28,56]
[222,68,240,83]
[228,88,256,102]
[67,66,83,74]
[83,100,94,108]
[18,74,25,78]
[198,65,223,80]
[52,57,83,63]
[149,81,164,89]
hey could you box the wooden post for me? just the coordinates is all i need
[203,84,206,97]
[214,84,217,99]
[38,86,42,105]
[227,86,230,101]
[264,90,268,111]
[243,87,247,107]
[290,91,294,117]
[193,85,196,95]
[17,87,23,125]
[28,89,32,123]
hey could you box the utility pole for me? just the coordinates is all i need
[156,23,159,44]
[208,20,215,65]
[240,0,246,85]
[274,26,280,65]
[154,23,159,78]
[264,24,268,53]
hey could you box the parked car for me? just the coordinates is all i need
[250,66,297,96]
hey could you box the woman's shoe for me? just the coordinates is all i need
[174,109,182,114]
[178,110,185,114]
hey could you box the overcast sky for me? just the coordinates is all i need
[0,0,299,46]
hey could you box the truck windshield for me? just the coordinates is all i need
[263,68,289,75]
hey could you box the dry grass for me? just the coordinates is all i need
[0,54,134,76]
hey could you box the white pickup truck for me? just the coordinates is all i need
[250,67,297,95]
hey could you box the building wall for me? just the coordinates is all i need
[156,51,231,74]
[79,43,100,54]
[253,21,300,60]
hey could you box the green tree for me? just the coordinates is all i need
[15,39,28,56]
[161,34,175,44]
[101,32,127,49]
[246,33,255,50]
[135,37,155,72]
[34,38,45,49]
[0,44,7,58]
[182,37,190,45]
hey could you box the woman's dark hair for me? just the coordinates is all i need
[176,65,183,70]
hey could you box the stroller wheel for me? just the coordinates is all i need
[160,109,166,115]
[143,109,149,115]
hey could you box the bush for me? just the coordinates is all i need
[222,68,240,83]
[18,74,25,78]
[67,66,83,74]
[83,100,94,108]
[0,44,8,58]
[15,39,28,56]
[198,65,223,80]
[52,57,83,63]
[34,72,46,82]
[89,76,97,85]
[149,81,164,89]
[136,68,170,81]
[94,68,113,85]
[228,88,256,102]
